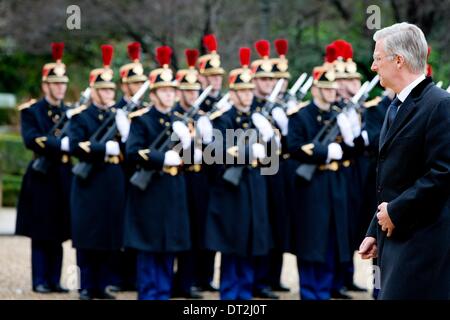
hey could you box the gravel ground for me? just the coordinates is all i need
[0,235,373,300]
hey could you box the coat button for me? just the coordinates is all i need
[377,186,382,193]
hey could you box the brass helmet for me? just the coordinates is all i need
[89,44,116,89]
[228,47,255,90]
[251,39,275,79]
[328,39,361,80]
[272,39,291,79]
[312,64,338,89]
[42,42,69,83]
[198,34,225,76]
[119,42,147,84]
[148,46,177,90]
[176,49,201,90]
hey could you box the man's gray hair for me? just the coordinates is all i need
[373,22,428,74]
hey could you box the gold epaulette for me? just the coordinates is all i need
[286,100,310,116]
[70,104,88,117]
[128,107,150,119]
[364,96,383,108]
[17,99,37,111]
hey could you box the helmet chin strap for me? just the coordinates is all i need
[94,89,109,109]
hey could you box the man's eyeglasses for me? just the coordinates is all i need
[373,54,396,63]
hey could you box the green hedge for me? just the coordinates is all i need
[0,132,30,207]
[0,107,19,126]
[0,132,31,175]
[2,174,22,207]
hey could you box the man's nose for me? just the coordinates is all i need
[371,61,377,72]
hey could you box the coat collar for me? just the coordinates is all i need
[379,77,433,152]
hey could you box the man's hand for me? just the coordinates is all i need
[359,237,377,259]
[377,202,395,237]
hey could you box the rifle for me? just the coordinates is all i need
[279,75,313,111]
[222,79,284,186]
[129,86,212,191]
[295,75,379,181]
[72,80,150,179]
[31,87,91,174]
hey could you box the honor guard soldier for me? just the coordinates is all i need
[68,45,126,300]
[204,48,273,300]
[172,49,213,299]
[194,33,226,291]
[16,42,71,294]
[123,46,192,300]
[250,39,277,112]
[198,34,225,114]
[259,38,293,293]
[327,40,370,297]
[109,41,148,293]
[250,39,284,299]
[287,64,355,300]
[117,42,148,109]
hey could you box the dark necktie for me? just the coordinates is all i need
[387,97,401,129]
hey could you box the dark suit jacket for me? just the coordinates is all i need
[367,77,450,299]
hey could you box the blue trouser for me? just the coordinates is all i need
[31,240,63,288]
[297,259,334,300]
[76,249,112,292]
[297,227,335,300]
[173,251,195,294]
[220,254,254,300]
[136,251,174,300]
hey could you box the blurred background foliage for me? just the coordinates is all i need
[0,0,449,206]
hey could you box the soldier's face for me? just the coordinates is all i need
[93,88,115,107]
[312,86,336,105]
[231,89,253,108]
[178,89,199,107]
[207,75,223,91]
[152,87,176,108]
[254,77,275,96]
[128,82,145,96]
[120,83,130,96]
[44,82,67,101]
[336,79,361,100]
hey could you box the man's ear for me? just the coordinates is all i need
[395,54,405,69]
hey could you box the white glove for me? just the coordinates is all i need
[271,107,289,136]
[251,112,274,142]
[164,150,182,166]
[327,142,343,161]
[105,140,120,156]
[172,121,192,150]
[60,136,70,152]
[193,148,203,164]
[361,130,370,147]
[115,109,130,142]
[286,99,297,115]
[196,116,213,144]
[337,113,355,146]
[347,108,361,137]
[251,143,266,160]
[66,109,75,119]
